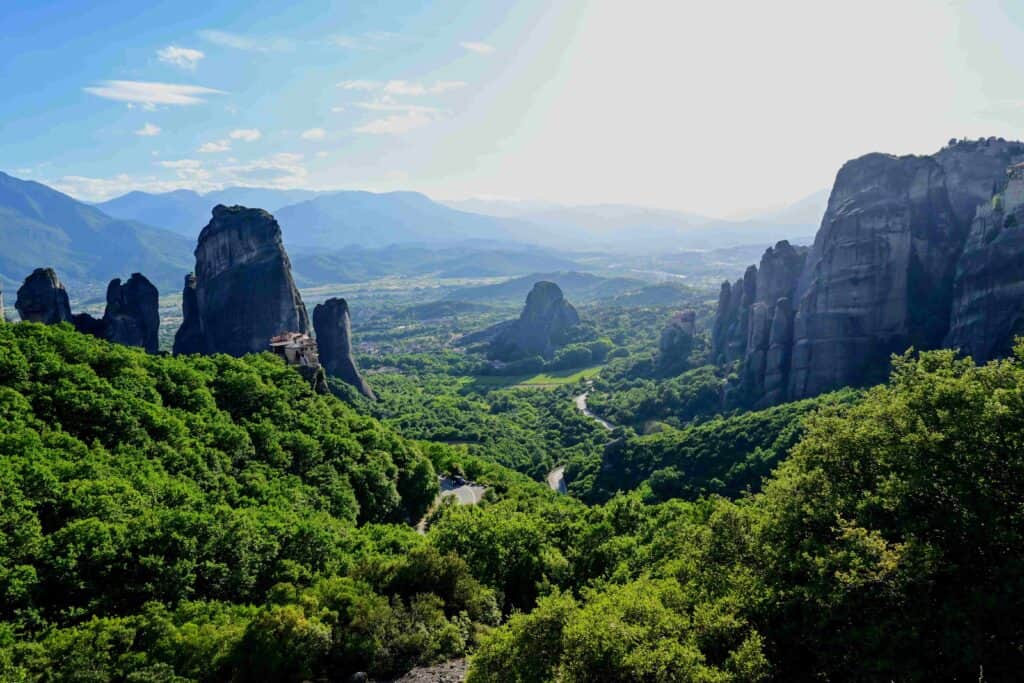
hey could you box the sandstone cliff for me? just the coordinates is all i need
[15,268,73,324]
[312,298,375,400]
[712,138,1024,406]
[490,281,580,361]
[173,205,310,356]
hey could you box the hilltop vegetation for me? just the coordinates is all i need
[2,319,1023,680]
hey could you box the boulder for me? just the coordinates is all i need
[173,205,310,356]
[15,267,72,324]
[313,298,376,400]
[490,281,581,361]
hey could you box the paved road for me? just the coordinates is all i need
[416,477,487,534]
[441,484,487,505]
[574,392,614,431]
[546,392,616,495]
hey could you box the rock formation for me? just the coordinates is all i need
[712,138,1024,407]
[658,310,698,375]
[100,274,160,352]
[0,286,5,322]
[313,298,375,400]
[490,281,580,360]
[15,268,73,324]
[946,163,1024,360]
[173,205,310,356]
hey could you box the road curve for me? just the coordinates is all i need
[574,392,614,431]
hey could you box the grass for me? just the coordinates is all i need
[471,364,604,389]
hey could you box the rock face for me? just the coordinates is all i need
[313,298,375,400]
[101,274,160,352]
[15,268,73,324]
[946,164,1024,360]
[173,205,310,356]
[712,138,1024,406]
[490,281,580,360]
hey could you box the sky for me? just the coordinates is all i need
[3,0,1024,217]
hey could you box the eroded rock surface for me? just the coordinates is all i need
[15,267,72,324]
[173,205,310,356]
[101,274,160,353]
[313,297,375,400]
[712,138,1024,406]
[489,281,580,360]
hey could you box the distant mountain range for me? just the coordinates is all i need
[0,171,192,294]
[0,169,829,299]
[95,188,324,238]
[95,185,827,253]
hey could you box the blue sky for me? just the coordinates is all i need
[5,0,1024,216]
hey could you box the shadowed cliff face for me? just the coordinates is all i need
[102,274,160,353]
[313,298,375,400]
[73,273,160,353]
[174,205,310,356]
[946,169,1024,360]
[490,281,580,361]
[15,267,72,324]
[711,138,1024,407]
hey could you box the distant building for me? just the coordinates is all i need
[269,332,320,368]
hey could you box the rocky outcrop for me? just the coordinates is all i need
[0,286,5,322]
[946,164,1024,360]
[101,274,160,352]
[712,138,1024,407]
[313,298,375,400]
[173,205,310,356]
[490,281,580,360]
[15,268,72,324]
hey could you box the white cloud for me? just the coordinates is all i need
[218,153,308,188]
[301,128,326,141]
[159,159,203,170]
[157,45,205,69]
[229,128,261,141]
[135,122,161,136]
[356,101,439,114]
[316,151,329,158]
[198,139,231,153]
[460,41,495,54]
[46,153,306,202]
[354,110,434,134]
[331,106,346,113]
[337,79,466,96]
[84,80,223,106]
[198,29,291,52]
[338,80,380,91]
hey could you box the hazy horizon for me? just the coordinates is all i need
[5,1,1024,216]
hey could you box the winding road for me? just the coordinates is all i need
[547,388,616,494]
[416,476,487,534]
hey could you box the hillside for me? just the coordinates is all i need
[274,190,531,249]
[289,244,580,286]
[0,171,192,294]
[96,187,324,238]
[446,271,649,304]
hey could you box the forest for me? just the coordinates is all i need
[0,313,1022,680]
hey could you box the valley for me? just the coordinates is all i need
[4,0,1024,675]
